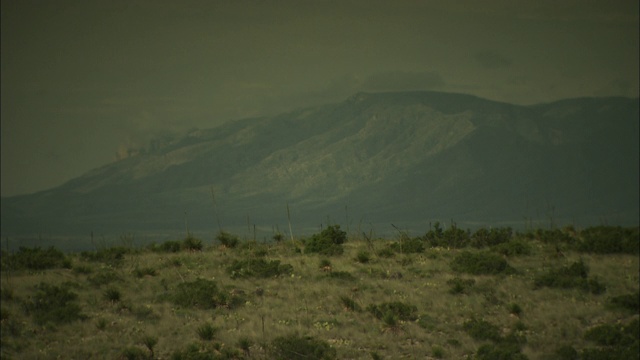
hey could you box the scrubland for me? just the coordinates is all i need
[1,224,638,359]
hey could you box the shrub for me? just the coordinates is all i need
[446,277,476,294]
[196,323,217,341]
[326,271,356,281]
[133,266,157,278]
[578,226,639,254]
[390,236,425,254]
[305,225,347,256]
[182,236,203,251]
[269,334,336,360]
[172,279,228,310]
[607,291,640,313]
[216,231,239,248]
[87,270,121,287]
[81,246,130,266]
[226,258,293,278]
[476,343,528,360]
[103,288,121,303]
[463,318,502,342]
[367,301,418,321]
[534,260,606,294]
[376,247,395,258]
[24,283,86,325]
[508,303,523,316]
[555,345,578,360]
[120,346,148,360]
[471,227,513,248]
[9,246,68,270]
[355,251,371,263]
[450,251,514,275]
[157,240,182,253]
[492,239,532,256]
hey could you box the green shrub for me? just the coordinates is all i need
[607,291,640,313]
[196,323,217,341]
[24,283,86,325]
[182,236,203,251]
[305,225,347,256]
[584,323,634,347]
[81,246,130,266]
[103,287,121,303]
[157,240,182,253]
[367,301,418,321]
[578,226,639,254]
[226,258,293,278]
[534,260,606,294]
[492,239,532,256]
[140,335,158,359]
[172,279,229,310]
[87,270,121,287]
[471,227,513,248]
[9,246,68,270]
[376,247,395,258]
[463,318,502,342]
[390,236,425,254]
[450,251,514,275]
[269,334,336,360]
[555,345,578,360]
[446,277,476,294]
[133,266,157,278]
[216,231,239,248]
[356,251,371,263]
[476,343,528,360]
[120,346,148,360]
[508,303,523,316]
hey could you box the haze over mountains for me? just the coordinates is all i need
[2,91,638,238]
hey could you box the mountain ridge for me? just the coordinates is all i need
[2,91,638,237]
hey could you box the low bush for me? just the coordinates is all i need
[269,334,336,360]
[581,319,639,359]
[7,246,69,271]
[172,279,239,310]
[226,258,293,278]
[24,283,86,325]
[450,251,514,275]
[81,246,130,266]
[305,225,347,256]
[196,323,217,341]
[103,287,121,303]
[355,251,371,263]
[578,226,639,254]
[389,236,425,254]
[607,291,640,313]
[471,227,513,248]
[492,239,532,256]
[182,236,203,251]
[367,301,418,322]
[534,260,606,294]
[446,277,476,294]
[87,270,121,287]
[156,240,182,253]
[340,296,361,312]
[133,266,157,278]
[216,231,239,248]
[463,318,502,342]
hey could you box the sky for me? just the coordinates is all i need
[1,0,638,197]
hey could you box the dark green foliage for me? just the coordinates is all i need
[533,260,606,294]
[492,239,532,256]
[389,236,425,254]
[305,225,347,256]
[424,222,471,248]
[133,266,158,278]
[356,251,371,263]
[81,246,130,266]
[269,334,336,360]
[155,240,182,253]
[141,335,158,359]
[367,301,418,321]
[471,227,513,248]
[216,231,239,248]
[581,320,639,359]
[578,226,639,254]
[172,279,233,310]
[8,246,68,270]
[182,236,203,251]
[607,291,640,313]
[340,296,361,312]
[103,287,121,302]
[24,283,85,325]
[226,258,293,278]
[555,345,578,360]
[476,343,528,360]
[450,251,514,275]
[463,318,502,342]
[446,277,476,294]
[120,346,149,360]
[319,258,331,269]
[508,303,523,316]
[376,247,395,258]
[326,271,356,281]
[171,342,242,360]
[73,264,93,274]
[196,323,217,341]
[87,270,121,287]
[528,228,577,246]
[417,314,438,331]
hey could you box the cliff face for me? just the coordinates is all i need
[2,92,638,236]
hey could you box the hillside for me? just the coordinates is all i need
[1,91,638,237]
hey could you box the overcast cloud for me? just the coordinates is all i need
[1,0,638,196]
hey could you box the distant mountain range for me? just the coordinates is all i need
[2,91,638,239]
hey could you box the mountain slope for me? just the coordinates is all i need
[2,92,638,236]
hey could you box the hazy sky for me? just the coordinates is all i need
[2,0,638,196]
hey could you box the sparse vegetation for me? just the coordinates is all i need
[0,224,637,359]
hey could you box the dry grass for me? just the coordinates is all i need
[1,233,638,359]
